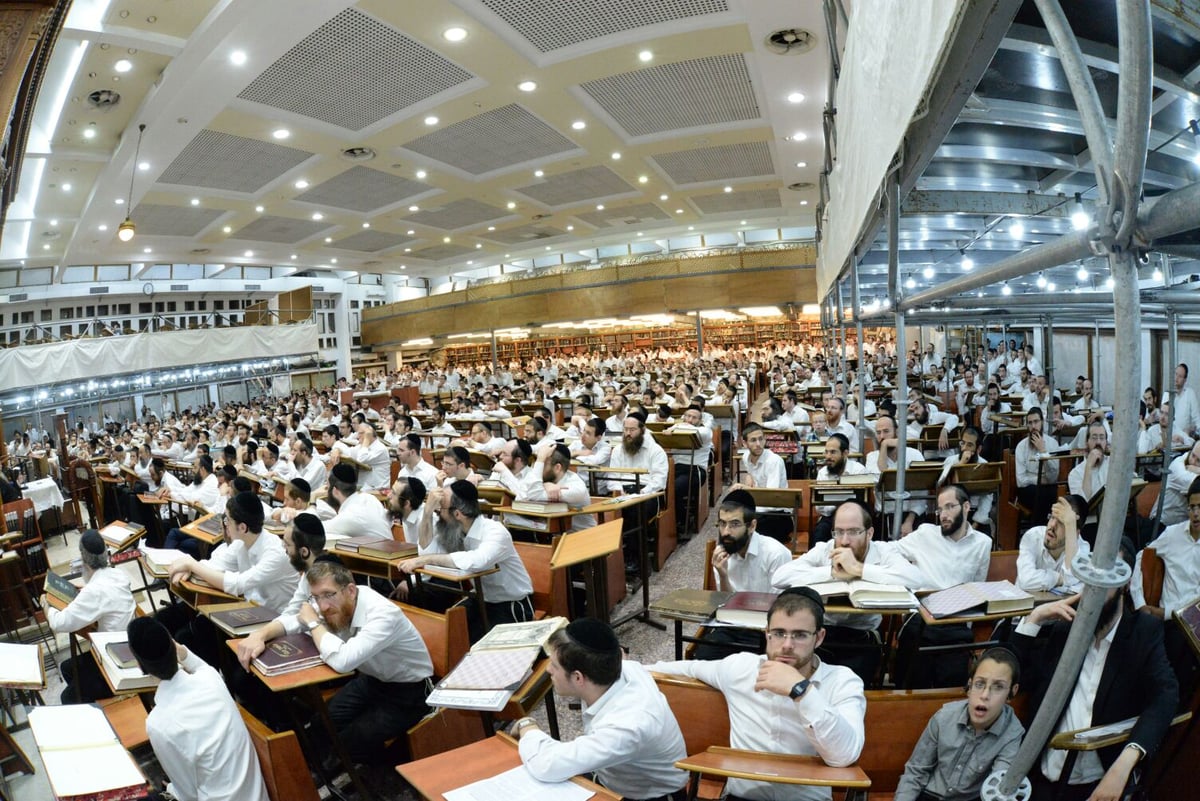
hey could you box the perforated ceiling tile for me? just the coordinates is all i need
[580,54,759,137]
[238,8,473,131]
[651,141,774,185]
[481,0,728,52]
[404,198,507,230]
[692,188,781,214]
[130,204,223,237]
[402,104,578,175]
[575,202,670,228]
[413,243,475,260]
[335,230,416,252]
[158,129,312,193]
[484,222,564,244]
[234,215,329,243]
[514,166,634,206]
[295,166,425,213]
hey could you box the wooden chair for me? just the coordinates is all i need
[1,499,48,599]
[986,550,1020,583]
[395,601,469,679]
[514,538,569,620]
[68,458,102,528]
[1140,546,1164,609]
[238,706,320,801]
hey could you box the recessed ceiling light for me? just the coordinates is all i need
[638,175,648,184]
[566,225,574,231]
[723,186,732,193]
[611,152,621,160]
[311,212,323,220]
[408,205,419,212]
[229,50,247,66]
[922,266,934,279]
[98,224,108,231]
[407,229,415,235]
[487,226,495,231]
[740,220,747,225]
[638,50,653,62]
[43,244,50,250]
[49,218,58,226]
[142,247,151,253]
[533,169,544,178]
[404,248,411,252]
[272,128,290,140]
[596,204,604,210]
[675,208,684,214]
[467,260,474,265]
[244,250,254,258]
[400,264,407,270]
[424,115,439,126]
[443,236,451,243]
[83,127,96,140]
[255,205,264,213]
[290,254,297,260]
[517,80,537,92]
[190,198,200,206]
[796,161,807,168]
[786,91,805,103]
[324,237,333,243]
[506,201,517,210]
[362,222,370,228]
[61,183,71,191]
[659,193,668,201]
[114,59,132,73]
[637,232,644,237]
[415,169,427,179]
[222,226,232,233]
[443,27,467,42]
[114,197,124,204]
[687,226,694,231]
[475,243,482,249]
[138,162,149,171]
[331,258,338,264]
[800,200,809,205]
[294,179,309,189]
[789,132,807,141]
[571,120,586,130]
[504,253,511,258]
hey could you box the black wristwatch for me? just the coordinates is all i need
[789,678,811,700]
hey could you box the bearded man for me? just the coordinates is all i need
[604,411,669,574]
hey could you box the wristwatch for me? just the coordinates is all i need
[305,619,322,632]
[789,678,811,700]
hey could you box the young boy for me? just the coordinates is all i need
[894,647,1025,801]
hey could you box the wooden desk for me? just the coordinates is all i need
[180,511,224,547]
[98,695,150,750]
[650,589,732,661]
[598,491,666,631]
[676,746,870,795]
[398,733,619,801]
[550,519,623,624]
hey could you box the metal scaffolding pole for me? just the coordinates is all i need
[1152,310,1179,532]
[887,176,909,542]
[852,257,867,449]
[1043,315,1055,393]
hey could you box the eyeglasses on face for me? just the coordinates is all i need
[967,679,1011,696]
[765,629,816,643]
[832,528,866,539]
[309,587,345,605]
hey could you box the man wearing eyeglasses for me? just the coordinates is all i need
[649,588,866,801]
[773,500,925,684]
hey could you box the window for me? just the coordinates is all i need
[139,303,151,314]
[214,300,225,310]
[40,309,52,322]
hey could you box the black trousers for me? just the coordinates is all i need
[327,674,429,764]
[810,513,834,545]
[692,625,763,661]
[893,616,973,689]
[162,527,203,559]
[818,625,882,687]
[673,465,706,534]
[59,654,114,705]
[1018,484,1058,527]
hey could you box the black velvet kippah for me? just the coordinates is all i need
[779,585,825,611]
[331,462,357,484]
[449,479,478,504]
[566,617,619,653]
[406,477,427,505]
[80,529,106,555]
[292,512,324,540]
[127,617,172,662]
[289,477,311,495]
[724,488,756,512]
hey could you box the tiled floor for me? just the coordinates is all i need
[5,503,717,800]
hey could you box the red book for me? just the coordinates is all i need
[251,633,323,676]
[715,591,778,629]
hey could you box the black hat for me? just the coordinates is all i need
[292,512,324,541]
[80,529,106,555]
[227,490,265,530]
[449,479,478,505]
[331,462,357,485]
[565,617,620,653]
[289,477,312,496]
[724,488,756,512]
[779,585,825,612]
[127,617,172,662]
[404,476,427,505]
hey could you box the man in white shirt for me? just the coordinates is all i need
[386,476,427,548]
[436,445,482,489]
[824,396,859,452]
[731,422,792,544]
[1133,475,1200,621]
[323,462,392,542]
[650,588,866,801]
[1068,421,1111,505]
[393,432,439,492]
[47,530,136,703]
[711,489,793,594]
[401,481,534,639]
[936,426,994,530]
[867,415,927,537]
[774,501,925,684]
[128,617,270,801]
[604,394,631,434]
[521,442,596,531]
[665,406,713,537]
[811,433,871,545]
[605,412,670,572]
[291,436,327,493]
[1016,495,1090,593]
[1014,407,1061,524]
[907,399,958,458]
[892,484,992,688]
[1172,362,1200,438]
[514,618,689,800]
[569,417,612,489]
[349,422,391,490]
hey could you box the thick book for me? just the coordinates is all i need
[141,546,188,577]
[195,515,224,536]
[438,646,538,690]
[104,641,138,670]
[0,642,44,688]
[88,631,158,692]
[650,588,733,622]
[473,617,568,651]
[45,570,80,604]
[335,535,390,553]
[28,705,150,801]
[511,500,569,514]
[98,523,140,549]
[806,580,919,610]
[208,605,279,637]
[921,580,1034,619]
[1173,594,1200,660]
[252,632,324,676]
[425,686,512,712]
[715,591,779,629]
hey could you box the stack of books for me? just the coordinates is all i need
[806,580,919,609]
[921,580,1034,619]
[251,632,323,676]
[141,546,188,577]
[334,535,417,559]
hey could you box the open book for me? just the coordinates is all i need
[29,705,149,800]
[473,617,567,651]
[806,579,919,609]
[921,580,1034,618]
[0,642,44,688]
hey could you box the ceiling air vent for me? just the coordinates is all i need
[89,286,109,294]
[9,293,27,302]
[244,284,262,291]
[170,284,187,291]
[531,213,551,221]
[787,182,816,191]
[312,285,325,292]
[87,89,121,109]
[765,28,816,56]
[190,248,210,255]
[340,146,377,162]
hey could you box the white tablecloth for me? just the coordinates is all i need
[23,477,65,513]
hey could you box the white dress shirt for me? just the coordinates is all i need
[891,524,991,590]
[1068,456,1109,501]
[1016,527,1090,593]
[276,572,311,634]
[398,459,440,491]
[147,649,270,801]
[867,447,928,520]
[519,661,688,798]
[314,584,433,682]
[814,461,870,518]
[295,457,327,493]
[720,532,795,593]
[419,514,533,603]
[743,447,789,511]
[1014,436,1060,488]
[46,566,135,634]
[173,473,221,511]
[649,653,866,801]
[323,491,392,542]
[606,437,669,494]
[521,464,596,531]
[1132,521,1200,615]
[206,532,298,612]
[352,439,392,490]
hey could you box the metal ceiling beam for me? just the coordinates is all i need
[901,189,1079,217]
[934,144,1080,171]
[1150,0,1200,43]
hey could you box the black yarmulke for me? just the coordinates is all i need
[566,617,620,653]
[80,529,106,555]
[127,617,172,662]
